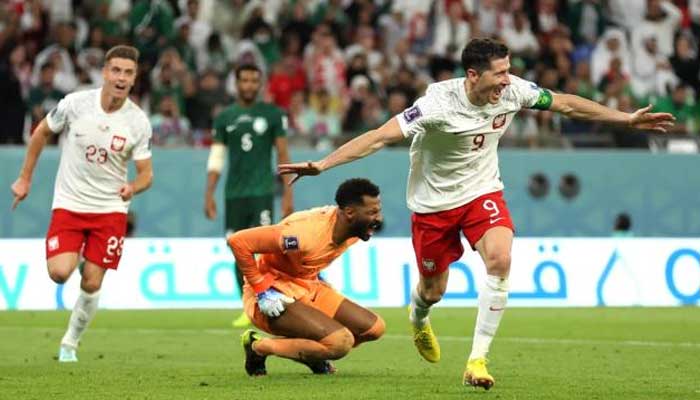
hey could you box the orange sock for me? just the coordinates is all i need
[253,328,354,361]
[354,315,386,347]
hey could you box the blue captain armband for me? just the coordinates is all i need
[530,89,553,110]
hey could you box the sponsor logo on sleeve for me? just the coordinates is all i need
[403,106,422,123]
[283,236,299,251]
[111,135,127,152]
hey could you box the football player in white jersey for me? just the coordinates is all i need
[11,45,153,362]
[279,38,674,390]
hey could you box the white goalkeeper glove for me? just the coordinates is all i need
[256,288,295,318]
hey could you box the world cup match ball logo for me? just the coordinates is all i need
[111,135,127,152]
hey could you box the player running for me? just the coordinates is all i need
[228,178,385,375]
[11,45,153,362]
[205,63,294,328]
[278,38,674,389]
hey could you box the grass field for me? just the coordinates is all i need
[1,308,699,400]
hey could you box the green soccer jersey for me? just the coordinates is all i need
[213,101,287,199]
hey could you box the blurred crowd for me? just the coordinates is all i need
[1,0,700,149]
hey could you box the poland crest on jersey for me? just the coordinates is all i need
[493,113,507,129]
[111,135,126,152]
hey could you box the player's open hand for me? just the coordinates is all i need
[204,195,217,219]
[277,161,323,185]
[628,104,676,132]
[119,183,135,201]
[10,177,30,210]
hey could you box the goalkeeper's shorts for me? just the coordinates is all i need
[242,278,346,334]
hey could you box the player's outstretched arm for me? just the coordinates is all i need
[549,93,675,132]
[11,118,53,210]
[278,117,405,184]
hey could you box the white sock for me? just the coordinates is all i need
[61,289,100,348]
[469,275,508,360]
[409,287,431,329]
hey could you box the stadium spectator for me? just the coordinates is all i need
[500,10,539,66]
[0,41,29,144]
[669,33,700,97]
[186,69,230,136]
[299,88,342,150]
[2,0,699,149]
[150,95,192,147]
[432,1,471,62]
[27,62,64,136]
[266,55,307,111]
[653,84,700,135]
[567,0,606,47]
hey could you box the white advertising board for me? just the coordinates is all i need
[1,238,698,310]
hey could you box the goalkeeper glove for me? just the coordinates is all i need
[257,288,294,317]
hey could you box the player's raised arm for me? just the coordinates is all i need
[549,93,676,132]
[278,117,405,184]
[11,118,55,210]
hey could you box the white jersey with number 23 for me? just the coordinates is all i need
[46,88,152,214]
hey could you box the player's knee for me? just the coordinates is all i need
[322,328,355,359]
[47,267,71,284]
[420,288,444,305]
[80,278,102,293]
[484,251,511,276]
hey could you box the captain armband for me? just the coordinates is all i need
[530,89,553,110]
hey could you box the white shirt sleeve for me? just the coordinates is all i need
[508,74,549,109]
[396,95,435,138]
[45,95,73,133]
[132,114,153,160]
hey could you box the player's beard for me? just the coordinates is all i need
[350,219,383,242]
[239,89,258,104]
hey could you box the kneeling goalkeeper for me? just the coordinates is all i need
[228,178,386,375]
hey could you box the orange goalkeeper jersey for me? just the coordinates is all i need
[227,206,359,293]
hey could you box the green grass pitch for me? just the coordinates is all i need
[1,308,698,400]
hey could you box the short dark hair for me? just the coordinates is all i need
[461,38,509,74]
[235,63,261,79]
[105,45,140,64]
[335,178,380,208]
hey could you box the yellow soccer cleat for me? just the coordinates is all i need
[411,322,441,363]
[232,312,252,328]
[464,358,495,390]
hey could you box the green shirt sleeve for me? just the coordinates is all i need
[274,108,288,138]
[213,113,227,145]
